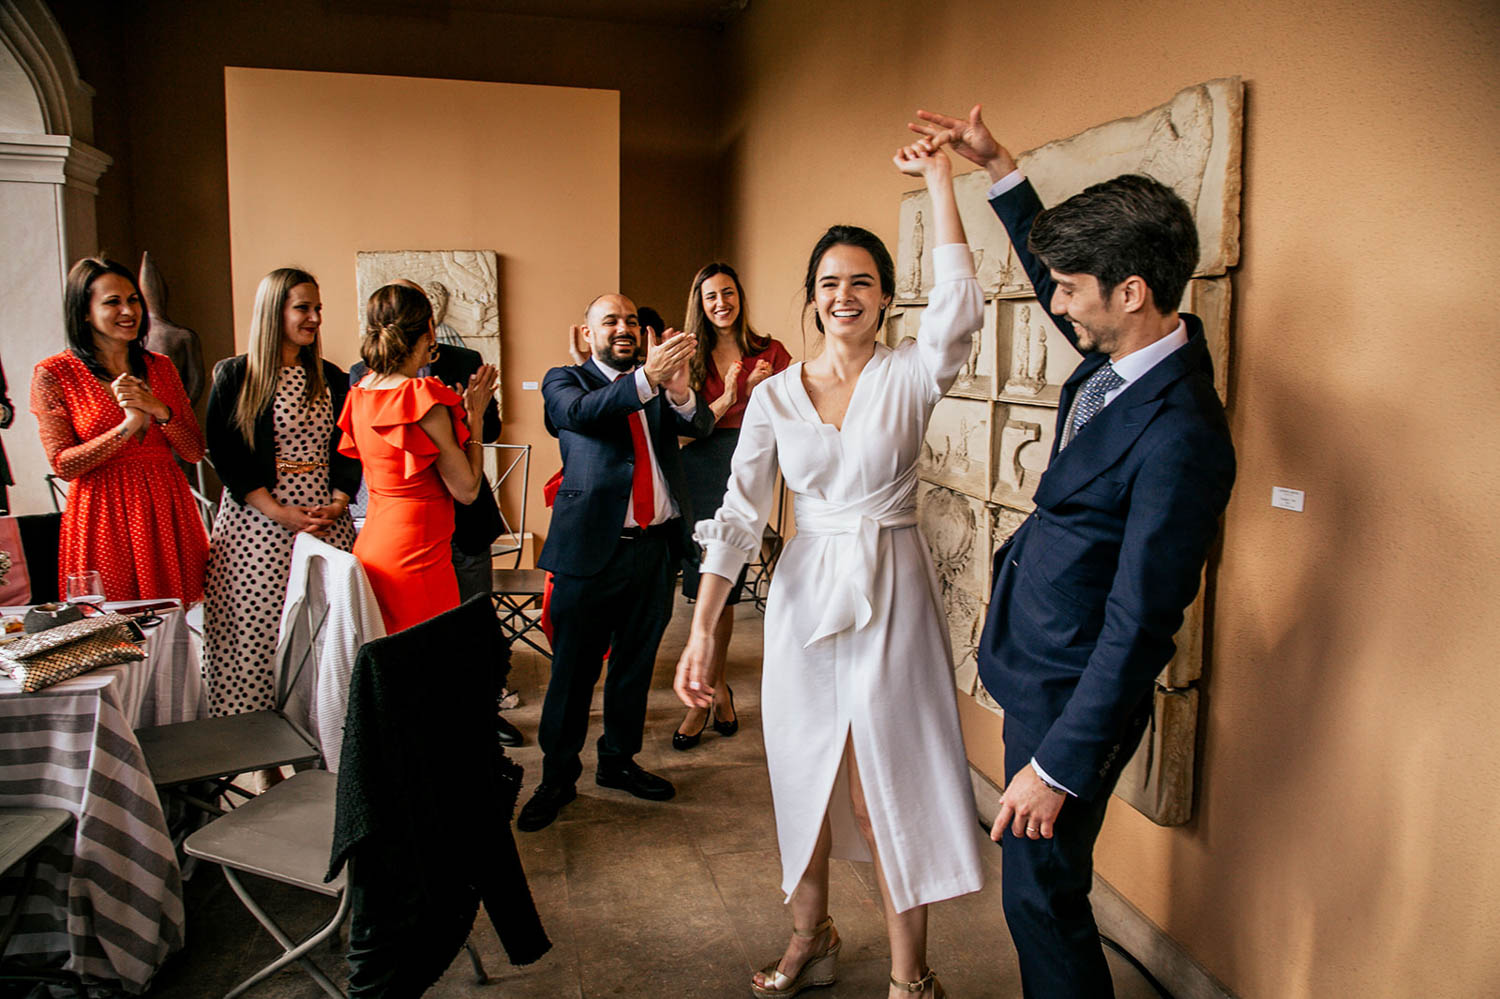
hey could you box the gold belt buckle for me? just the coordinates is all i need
[275,459,326,475]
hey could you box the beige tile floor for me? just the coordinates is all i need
[146,593,1162,998]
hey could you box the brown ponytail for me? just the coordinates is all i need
[361,283,433,374]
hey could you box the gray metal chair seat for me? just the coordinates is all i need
[183,770,347,999]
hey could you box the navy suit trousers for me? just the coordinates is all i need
[538,530,676,787]
[1001,714,1147,999]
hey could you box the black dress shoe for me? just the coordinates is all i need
[495,713,525,747]
[595,760,675,801]
[711,685,738,738]
[516,782,576,832]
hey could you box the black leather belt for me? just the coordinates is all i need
[620,519,680,541]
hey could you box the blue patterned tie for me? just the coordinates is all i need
[1060,362,1124,449]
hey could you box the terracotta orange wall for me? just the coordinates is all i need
[50,0,725,542]
[223,68,616,537]
[723,1,1500,996]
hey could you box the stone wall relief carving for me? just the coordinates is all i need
[919,396,992,499]
[356,249,502,415]
[946,299,997,400]
[916,482,991,696]
[990,401,1055,510]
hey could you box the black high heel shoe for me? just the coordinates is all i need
[712,686,738,738]
[672,707,710,751]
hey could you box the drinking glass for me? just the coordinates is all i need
[65,570,107,610]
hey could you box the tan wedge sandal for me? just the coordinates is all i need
[890,968,945,997]
[749,915,841,997]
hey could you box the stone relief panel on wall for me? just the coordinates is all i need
[916,482,991,695]
[990,401,1056,510]
[919,396,991,499]
[356,249,503,416]
[1017,77,1243,277]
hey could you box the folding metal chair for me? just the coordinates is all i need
[137,600,328,824]
[0,809,84,998]
[486,443,552,659]
[182,770,347,999]
[491,567,550,659]
[484,441,531,569]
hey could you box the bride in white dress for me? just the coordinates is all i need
[675,139,984,999]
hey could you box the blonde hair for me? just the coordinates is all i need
[234,268,326,447]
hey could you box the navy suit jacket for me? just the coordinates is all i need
[537,362,714,578]
[976,178,1236,800]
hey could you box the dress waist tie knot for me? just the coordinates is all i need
[793,484,918,648]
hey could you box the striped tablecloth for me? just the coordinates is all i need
[0,603,204,993]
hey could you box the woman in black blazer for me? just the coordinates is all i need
[202,267,360,724]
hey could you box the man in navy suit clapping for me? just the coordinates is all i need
[912,105,1236,997]
[518,295,714,832]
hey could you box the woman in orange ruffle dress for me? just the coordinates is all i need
[338,282,497,633]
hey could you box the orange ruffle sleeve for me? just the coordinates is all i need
[338,377,471,479]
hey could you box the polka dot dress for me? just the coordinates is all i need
[202,367,356,716]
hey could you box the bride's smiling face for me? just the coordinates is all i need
[814,244,891,344]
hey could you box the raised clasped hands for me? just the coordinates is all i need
[907,104,1017,179]
[112,373,169,423]
[893,138,952,179]
[642,326,696,403]
[673,628,718,710]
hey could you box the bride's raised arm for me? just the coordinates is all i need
[892,141,984,396]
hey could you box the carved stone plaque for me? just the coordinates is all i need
[996,299,1077,406]
[356,249,503,415]
[1016,78,1243,277]
[989,401,1055,510]
[1179,277,1232,403]
[919,396,992,500]
[946,299,998,400]
[1115,686,1199,825]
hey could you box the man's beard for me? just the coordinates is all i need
[594,345,637,372]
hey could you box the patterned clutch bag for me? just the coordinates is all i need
[0,612,145,692]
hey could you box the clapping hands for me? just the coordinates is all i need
[642,327,696,404]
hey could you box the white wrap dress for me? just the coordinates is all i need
[696,243,986,913]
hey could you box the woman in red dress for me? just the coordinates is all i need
[31,258,209,604]
[337,283,496,633]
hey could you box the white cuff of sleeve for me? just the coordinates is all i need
[986,169,1026,200]
[668,391,698,419]
[1030,757,1076,797]
[699,542,751,582]
[931,242,977,280]
[632,367,656,404]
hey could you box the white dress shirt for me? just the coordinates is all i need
[589,356,697,528]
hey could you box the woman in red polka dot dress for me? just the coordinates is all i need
[31,258,209,604]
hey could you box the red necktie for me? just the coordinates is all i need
[627,410,656,528]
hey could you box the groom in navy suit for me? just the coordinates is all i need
[517,294,714,832]
[912,107,1236,996]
